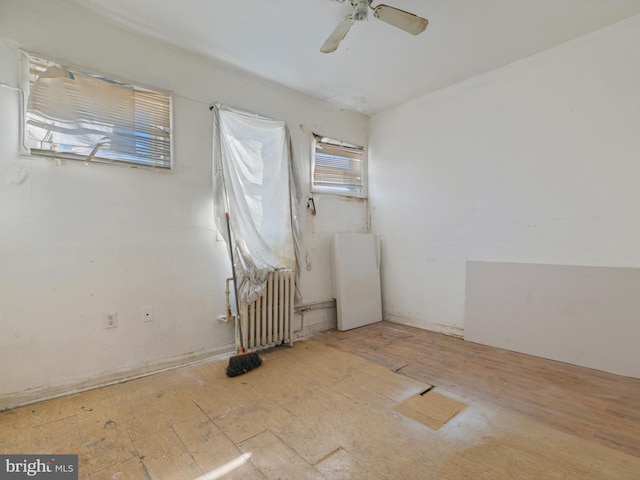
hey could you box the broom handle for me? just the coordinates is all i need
[225,212,245,351]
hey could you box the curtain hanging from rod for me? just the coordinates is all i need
[212,103,302,305]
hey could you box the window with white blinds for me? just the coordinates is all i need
[312,135,365,196]
[22,53,172,169]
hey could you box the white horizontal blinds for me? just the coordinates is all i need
[25,54,171,168]
[314,136,364,193]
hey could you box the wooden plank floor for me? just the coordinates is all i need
[313,321,640,459]
[0,321,638,479]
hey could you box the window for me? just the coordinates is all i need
[22,53,172,169]
[312,134,365,196]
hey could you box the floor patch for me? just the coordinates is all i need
[394,390,467,430]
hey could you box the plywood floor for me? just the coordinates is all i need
[0,322,638,479]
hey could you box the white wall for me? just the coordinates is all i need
[369,15,640,339]
[0,0,368,408]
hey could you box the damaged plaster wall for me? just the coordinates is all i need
[368,13,640,370]
[0,0,368,409]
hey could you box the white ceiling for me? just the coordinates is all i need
[64,0,640,115]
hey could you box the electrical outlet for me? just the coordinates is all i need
[104,312,118,329]
[142,306,153,322]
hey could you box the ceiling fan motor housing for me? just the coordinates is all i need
[351,0,370,21]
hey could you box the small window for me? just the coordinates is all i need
[22,53,172,169]
[312,134,365,196]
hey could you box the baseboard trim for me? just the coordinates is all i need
[2,306,342,411]
[0,342,235,412]
[385,313,464,338]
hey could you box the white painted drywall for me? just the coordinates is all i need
[0,0,368,408]
[369,13,640,357]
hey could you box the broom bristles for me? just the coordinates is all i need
[226,351,262,377]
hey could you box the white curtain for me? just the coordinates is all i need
[212,104,302,305]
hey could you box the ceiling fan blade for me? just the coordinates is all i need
[321,16,355,53]
[373,4,428,35]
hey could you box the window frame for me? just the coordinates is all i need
[20,52,174,170]
[311,134,367,198]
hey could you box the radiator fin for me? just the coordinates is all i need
[238,269,294,349]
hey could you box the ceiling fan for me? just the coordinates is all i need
[321,0,428,53]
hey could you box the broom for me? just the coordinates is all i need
[225,212,262,377]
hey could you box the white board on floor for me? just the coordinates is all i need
[333,233,383,331]
[465,260,640,378]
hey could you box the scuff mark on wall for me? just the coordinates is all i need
[305,249,312,271]
[5,159,28,185]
